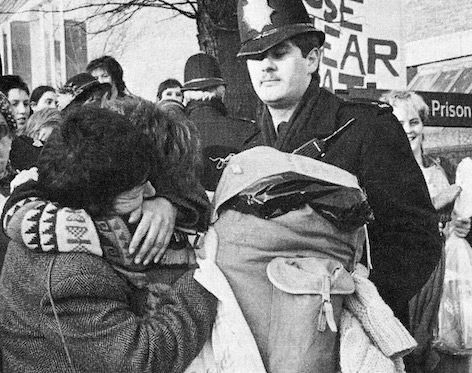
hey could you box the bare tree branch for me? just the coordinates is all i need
[0,0,198,25]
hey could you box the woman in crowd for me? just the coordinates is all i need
[0,75,30,131]
[380,91,466,229]
[157,78,183,104]
[30,85,57,112]
[0,92,18,270]
[87,55,132,101]
[381,90,471,373]
[9,108,61,170]
[0,106,216,372]
[0,92,17,202]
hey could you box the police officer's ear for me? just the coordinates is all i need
[306,47,321,74]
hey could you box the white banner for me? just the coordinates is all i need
[304,0,406,91]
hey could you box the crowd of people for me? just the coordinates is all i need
[0,0,469,372]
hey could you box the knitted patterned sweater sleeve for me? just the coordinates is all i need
[2,180,103,257]
[2,180,44,237]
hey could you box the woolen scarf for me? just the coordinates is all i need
[259,78,339,151]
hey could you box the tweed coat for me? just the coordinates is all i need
[245,82,443,328]
[0,202,217,373]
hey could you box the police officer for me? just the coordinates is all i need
[237,0,441,349]
[182,53,258,194]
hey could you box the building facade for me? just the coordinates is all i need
[405,0,472,159]
[0,0,199,101]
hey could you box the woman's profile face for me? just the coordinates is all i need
[392,102,424,154]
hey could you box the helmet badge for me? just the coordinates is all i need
[243,0,274,33]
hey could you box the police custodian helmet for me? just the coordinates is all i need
[182,53,226,91]
[237,0,325,57]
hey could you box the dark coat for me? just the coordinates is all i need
[245,82,443,327]
[0,203,217,373]
[185,99,258,191]
[10,135,42,171]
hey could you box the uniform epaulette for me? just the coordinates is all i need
[231,116,256,125]
[340,97,393,114]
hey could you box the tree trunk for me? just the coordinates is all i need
[196,0,259,122]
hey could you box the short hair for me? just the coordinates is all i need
[17,108,61,139]
[183,85,226,103]
[103,97,202,192]
[288,32,322,81]
[157,78,182,100]
[379,90,430,124]
[0,75,30,96]
[86,56,126,96]
[37,106,156,218]
[290,32,322,58]
[30,85,55,104]
[0,91,17,138]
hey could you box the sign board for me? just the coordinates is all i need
[338,87,472,128]
[304,0,406,92]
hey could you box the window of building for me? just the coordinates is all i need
[408,56,472,94]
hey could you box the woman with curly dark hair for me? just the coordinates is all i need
[0,91,18,270]
[0,106,216,372]
[0,92,17,201]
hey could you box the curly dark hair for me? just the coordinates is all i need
[103,97,202,193]
[0,91,17,137]
[37,106,156,218]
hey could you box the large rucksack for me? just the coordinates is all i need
[211,146,373,372]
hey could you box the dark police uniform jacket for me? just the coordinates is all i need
[186,99,258,192]
[245,80,442,327]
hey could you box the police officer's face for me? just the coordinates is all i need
[246,40,320,110]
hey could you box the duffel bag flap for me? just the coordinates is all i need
[267,257,355,333]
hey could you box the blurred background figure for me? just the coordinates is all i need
[156,78,186,116]
[87,55,131,101]
[56,72,110,113]
[0,92,19,269]
[0,92,17,202]
[381,90,471,373]
[380,91,461,224]
[182,53,257,195]
[30,85,57,113]
[156,78,183,104]
[10,108,61,171]
[0,75,30,131]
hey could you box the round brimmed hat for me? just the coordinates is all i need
[57,73,110,111]
[237,0,325,57]
[58,73,103,99]
[182,53,225,91]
